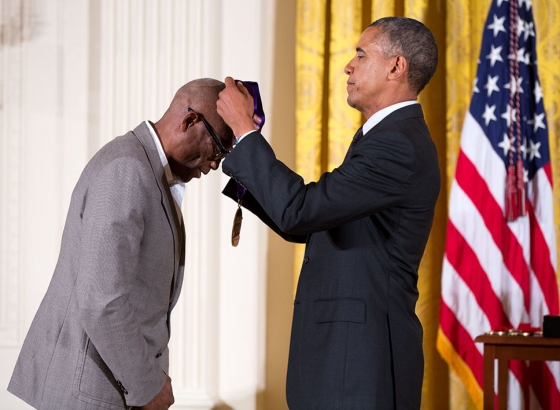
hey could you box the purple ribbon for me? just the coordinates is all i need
[234,80,265,131]
[233,80,265,200]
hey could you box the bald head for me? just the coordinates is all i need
[156,77,233,149]
[164,78,225,127]
[153,78,235,183]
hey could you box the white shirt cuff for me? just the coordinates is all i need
[234,130,257,146]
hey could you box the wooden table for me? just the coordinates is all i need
[475,333,560,410]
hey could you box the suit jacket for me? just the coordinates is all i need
[8,122,185,409]
[222,104,440,409]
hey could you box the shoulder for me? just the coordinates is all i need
[367,105,435,156]
[81,131,156,190]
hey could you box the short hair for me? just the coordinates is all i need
[370,17,438,94]
[167,78,226,126]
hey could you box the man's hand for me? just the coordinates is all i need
[217,77,260,137]
[133,375,174,410]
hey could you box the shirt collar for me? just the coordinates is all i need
[363,100,417,135]
[145,120,183,187]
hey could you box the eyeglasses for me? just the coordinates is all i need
[188,107,230,160]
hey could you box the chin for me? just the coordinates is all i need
[175,173,192,183]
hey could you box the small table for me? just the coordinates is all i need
[475,333,560,410]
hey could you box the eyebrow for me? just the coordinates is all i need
[356,47,366,53]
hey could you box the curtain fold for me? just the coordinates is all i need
[295,0,560,408]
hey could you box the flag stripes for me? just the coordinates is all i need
[438,0,559,407]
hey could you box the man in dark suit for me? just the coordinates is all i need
[217,17,439,409]
[8,78,233,410]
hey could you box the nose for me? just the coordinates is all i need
[344,60,354,75]
[210,160,219,170]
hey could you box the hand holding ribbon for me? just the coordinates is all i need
[220,77,266,247]
[236,80,265,132]
[217,76,261,137]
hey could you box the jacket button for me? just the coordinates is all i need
[303,256,309,264]
[117,380,128,395]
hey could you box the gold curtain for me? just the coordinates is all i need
[295,0,560,409]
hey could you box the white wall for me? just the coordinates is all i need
[0,0,275,409]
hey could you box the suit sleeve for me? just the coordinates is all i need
[222,178,307,243]
[221,130,416,235]
[75,156,166,407]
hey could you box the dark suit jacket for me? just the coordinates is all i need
[8,123,184,410]
[222,104,440,410]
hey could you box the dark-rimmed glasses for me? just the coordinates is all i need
[188,107,230,160]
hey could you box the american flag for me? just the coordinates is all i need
[438,0,559,408]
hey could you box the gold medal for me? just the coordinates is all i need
[231,199,243,247]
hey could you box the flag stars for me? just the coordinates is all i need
[516,16,526,39]
[524,21,535,40]
[486,44,504,67]
[501,105,517,128]
[498,133,515,155]
[484,75,500,97]
[531,112,546,132]
[518,48,530,65]
[520,0,533,12]
[488,14,506,37]
[497,0,509,7]
[534,81,543,104]
[529,139,541,161]
[473,77,480,94]
[508,47,529,65]
[504,75,524,96]
[519,138,528,159]
[483,104,498,126]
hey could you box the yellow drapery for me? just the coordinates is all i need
[295,0,560,409]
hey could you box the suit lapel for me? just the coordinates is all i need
[131,122,184,306]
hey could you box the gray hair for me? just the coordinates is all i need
[370,17,438,94]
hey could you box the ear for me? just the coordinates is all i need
[182,111,198,132]
[388,55,408,81]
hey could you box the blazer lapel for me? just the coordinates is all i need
[131,123,184,307]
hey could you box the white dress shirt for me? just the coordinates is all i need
[145,120,185,222]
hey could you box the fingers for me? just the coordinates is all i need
[224,76,235,86]
[218,77,258,136]
[224,76,251,97]
[236,81,248,94]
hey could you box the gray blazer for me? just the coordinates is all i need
[8,122,185,409]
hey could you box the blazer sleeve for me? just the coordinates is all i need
[75,156,166,407]
[221,130,417,235]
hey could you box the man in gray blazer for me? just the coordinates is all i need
[8,78,233,410]
[218,18,439,409]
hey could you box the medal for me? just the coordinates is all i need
[231,199,243,247]
[229,80,264,248]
